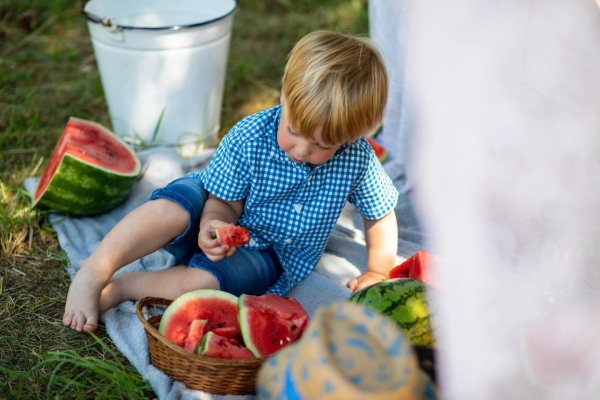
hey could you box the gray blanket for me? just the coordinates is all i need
[24,148,424,400]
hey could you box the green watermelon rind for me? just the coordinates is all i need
[198,331,255,359]
[349,279,437,347]
[33,153,141,215]
[238,294,263,358]
[158,289,239,337]
[197,331,214,355]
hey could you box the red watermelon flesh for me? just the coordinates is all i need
[407,251,440,287]
[386,262,410,279]
[215,225,250,247]
[388,251,440,287]
[366,137,389,163]
[199,332,255,359]
[183,319,208,353]
[238,294,309,358]
[211,326,243,342]
[158,290,240,347]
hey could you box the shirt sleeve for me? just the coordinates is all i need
[200,128,251,201]
[348,150,399,220]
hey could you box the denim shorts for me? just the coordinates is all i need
[148,175,283,296]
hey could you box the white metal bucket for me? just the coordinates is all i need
[82,0,237,154]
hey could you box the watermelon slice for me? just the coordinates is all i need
[158,290,241,348]
[238,294,309,358]
[366,137,389,163]
[198,332,255,359]
[386,262,410,279]
[183,319,208,353]
[34,117,141,216]
[388,251,440,287]
[211,326,243,342]
[408,251,440,287]
[215,225,250,247]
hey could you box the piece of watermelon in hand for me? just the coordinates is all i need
[215,225,250,247]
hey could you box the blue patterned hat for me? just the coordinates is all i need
[257,302,436,400]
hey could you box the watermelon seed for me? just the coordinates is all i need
[280,340,283,345]
[286,337,291,342]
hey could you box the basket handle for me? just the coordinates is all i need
[136,297,195,356]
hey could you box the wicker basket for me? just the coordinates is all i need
[136,296,267,395]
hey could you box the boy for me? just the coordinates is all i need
[63,30,399,333]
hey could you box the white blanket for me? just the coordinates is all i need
[25,148,424,399]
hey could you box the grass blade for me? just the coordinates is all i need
[151,107,166,144]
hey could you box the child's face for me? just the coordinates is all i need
[278,98,345,167]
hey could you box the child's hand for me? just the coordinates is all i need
[198,220,237,262]
[347,271,387,294]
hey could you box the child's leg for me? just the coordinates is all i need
[63,198,189,332]
[98,266,218,313]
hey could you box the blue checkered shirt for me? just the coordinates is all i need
[198,105,398,295]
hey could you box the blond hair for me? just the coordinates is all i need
[281,30,388,145]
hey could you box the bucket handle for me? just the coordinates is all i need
[80,1,121,32]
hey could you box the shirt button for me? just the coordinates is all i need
[249,239,256,246]
[307,175,313,182]
[285,238,293,244]
[294,204,303,212]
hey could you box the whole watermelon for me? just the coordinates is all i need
[349,278,437,348]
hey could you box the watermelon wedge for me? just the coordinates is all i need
[238,294,309,358]
[158,290,241,348]
[388,250,441,288]
[386,262,410,279]
[33,117,141,215]
[215,225,250,247]
[183,319,208,353]
[211,326,243,342]
[198,332,255,359]
[366,137,389,163]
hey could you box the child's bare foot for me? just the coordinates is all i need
[63,265,106,332]
[98,276,126,314]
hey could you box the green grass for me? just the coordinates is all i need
[1,333,151,399]
[0,0,368,397]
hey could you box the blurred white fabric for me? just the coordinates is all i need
[369,0,600,398]
[369,0,415,192]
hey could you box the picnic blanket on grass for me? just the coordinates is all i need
[24,148,425,400]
